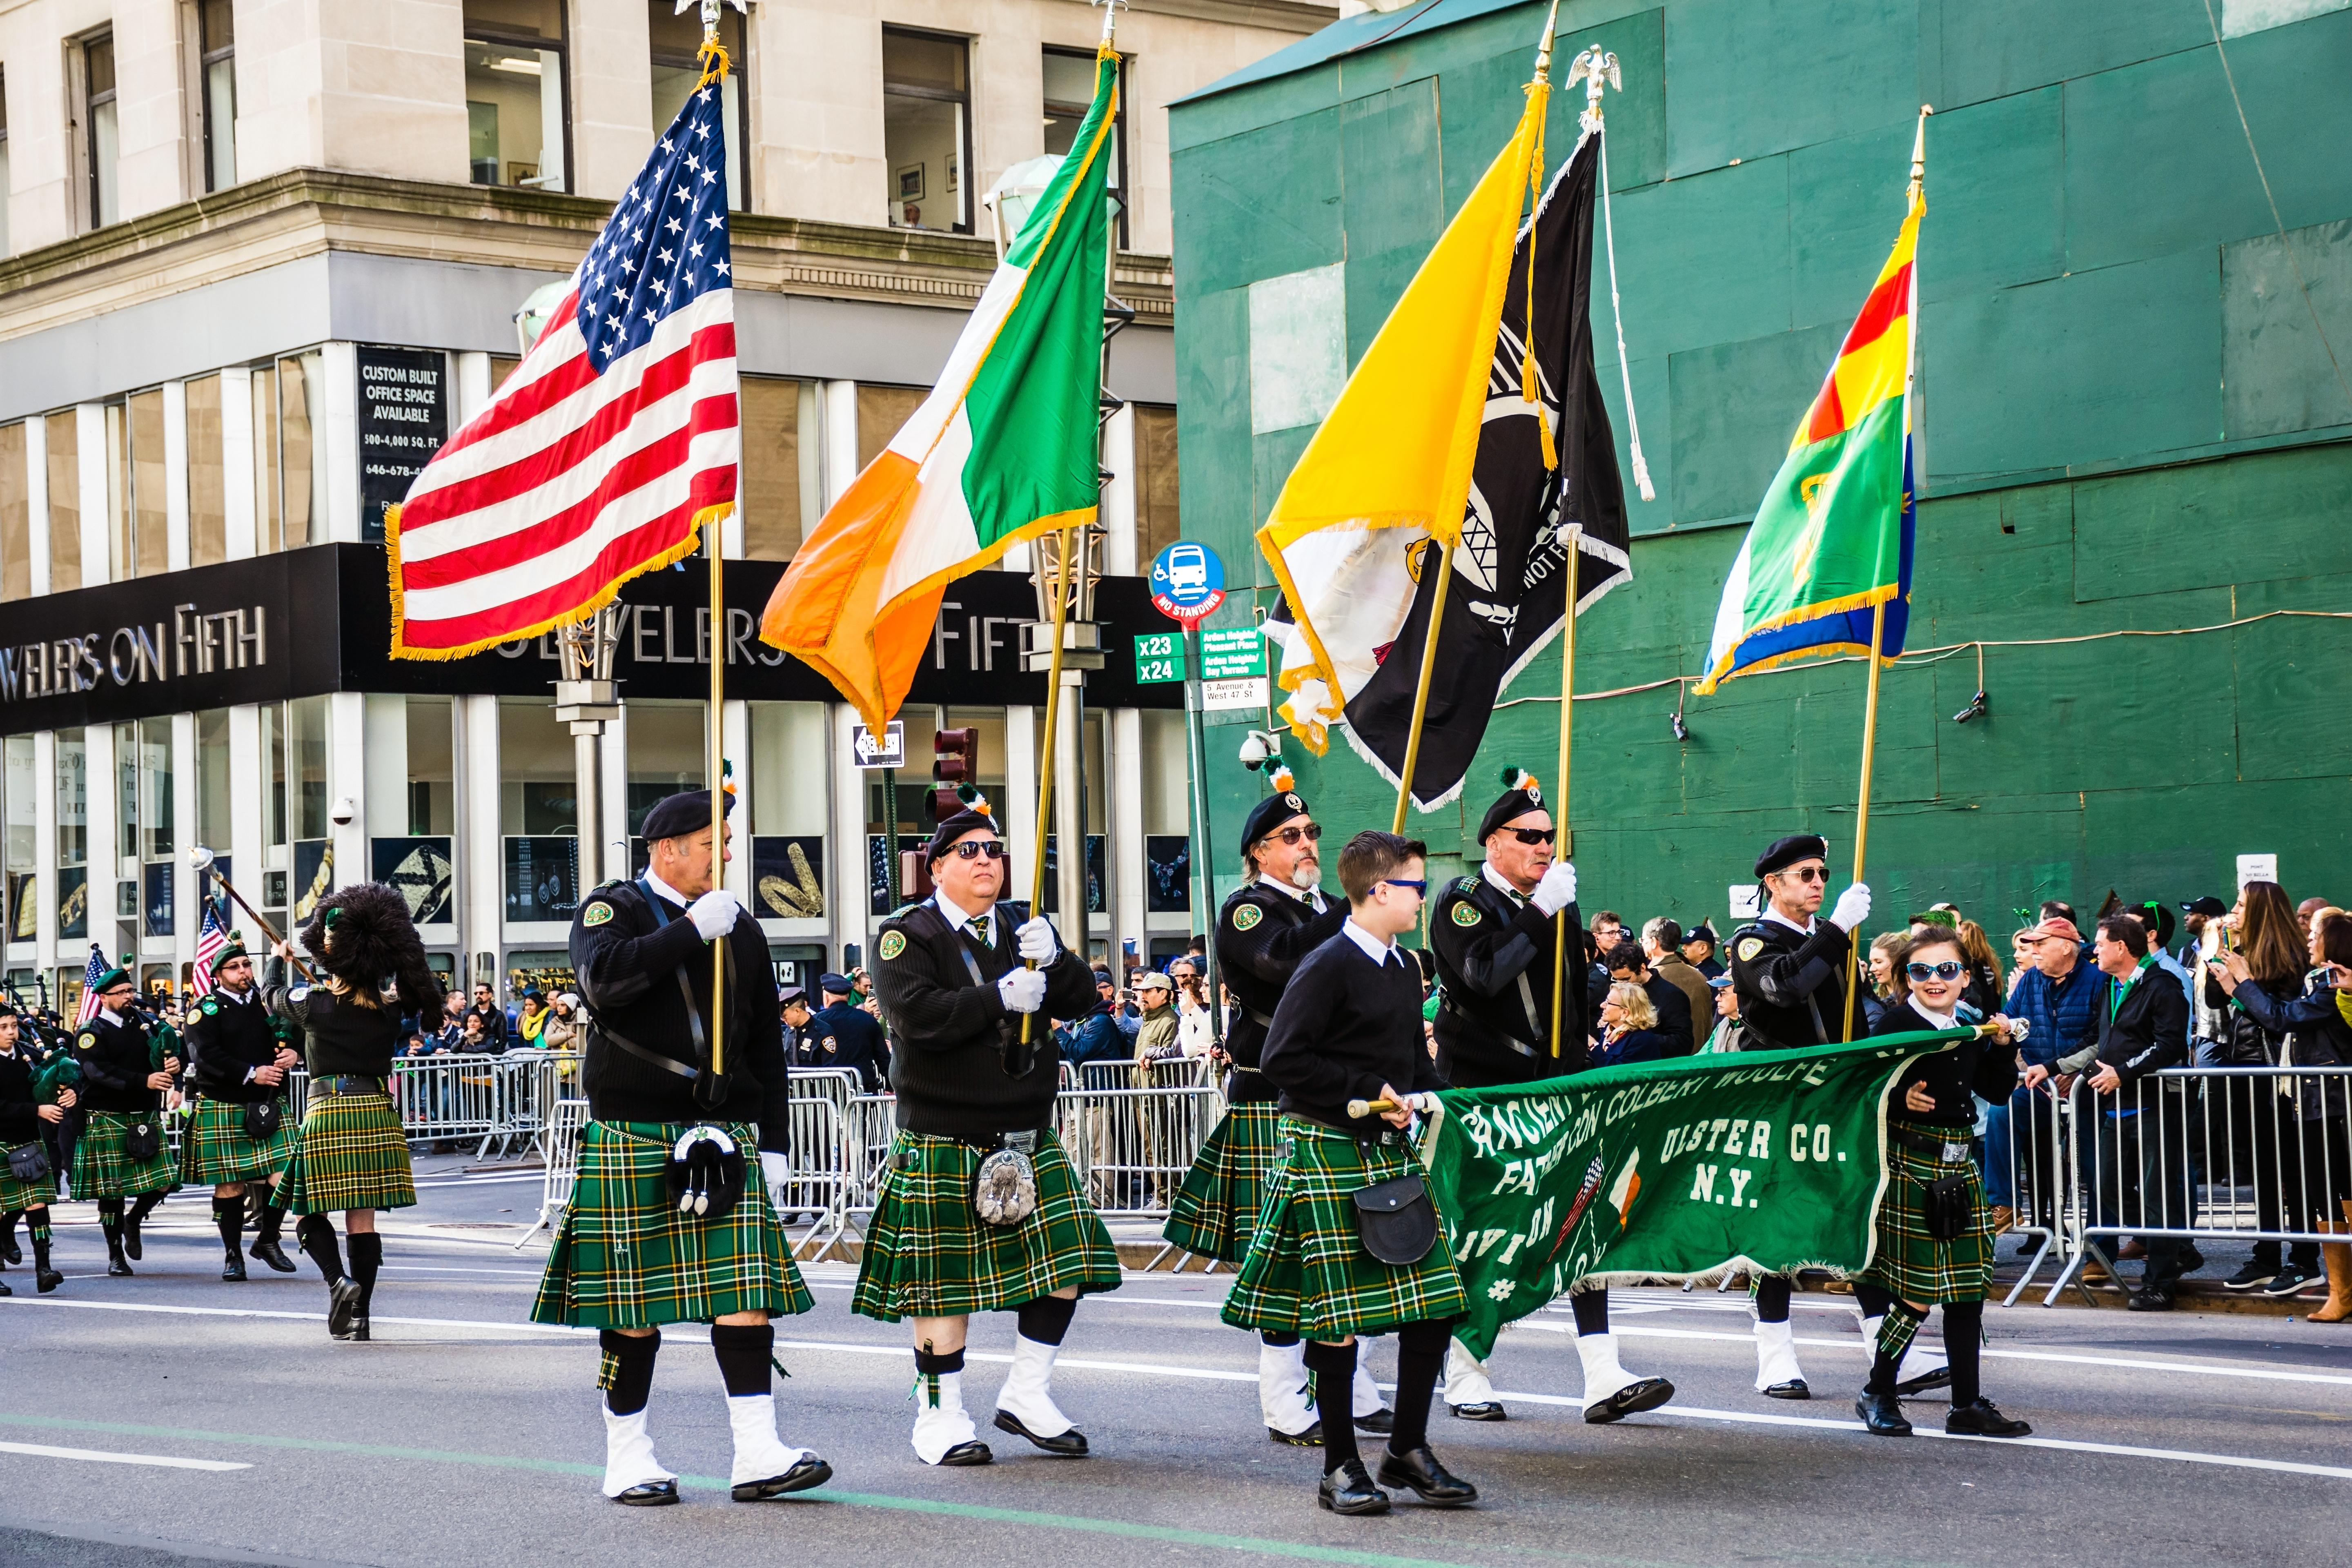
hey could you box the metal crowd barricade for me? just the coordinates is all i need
[1053,1083,1223,1218]
[1076,1056,1217,1091]
[517,1098,592,1248]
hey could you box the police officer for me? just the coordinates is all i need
[854,789,1116,1467]
[1727,833,1872,1399]
[529,788,829,1507]
[806,972,889,1091]
[1428,769,1671,1426]
[1163,777,1366,1445]
[70,964,178,1277]
[179,937,301,1280]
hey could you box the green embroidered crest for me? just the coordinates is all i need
[1736,936,1765,963]
[1450,902,1483,927]
[200,998,219,1016]
[1231,904,1263,932]
[878,930,908,961]
[581,901,614,928]
[78,1031,96,1049]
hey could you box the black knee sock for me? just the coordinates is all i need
[710,1322,775,1397]
[1016,1293,1078,1347]
[256,1189,287,1243]
[1,1207,19,1258]
[296,1214,344,1283]
[213,1194,244,1254]
[1302,1340,1360,1474]
[1259,1329,1301,1348]
[28,1210,50,1270]
[98,1198,124,1252]
[1852,1281,1895,1319]
[1867,1302,1926,1396]
[1388,1319,1450,1454]
[1753,1274,1792,1323]
[127,1191,165,1228]
[1942,1300,1984,1408]
[347,1232,382,1311]
[1569,1288,1609,1336]
[599,1328,662,1417]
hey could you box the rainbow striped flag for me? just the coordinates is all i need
[1695,186,1920,693]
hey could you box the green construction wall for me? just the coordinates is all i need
[1168,0,2352,939]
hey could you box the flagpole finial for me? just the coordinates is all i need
[1531,0,1562,83]
[1567,44,1621,132]
[1909,105,1931,198]
[1094,0,1125,47]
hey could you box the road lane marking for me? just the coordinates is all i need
[0,1440,249,1472]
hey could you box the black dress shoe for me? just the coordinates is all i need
[250,1238,297,1274]
[2,1236,20,1264]
[1945,1399,2032,1437]
[107,1255,134,1278]
[1586,1376,1674,1424]
[1762,1378,1809,1400]
[1352,1407,1394,1434]
[1317,1459,1390,1516]
[0,1279,11,1296]
[222,1253,247,1282]
[938,1441,992,1466]
[1893,1366,1953,1396]
[1451,1401,1508,1422]
[1268,1421,1325,1446]
[36,1269,63,1294]
[122,1220,144,1262]
[2126,1285,2175,1312]
[993,1409,1088,1456]
[1855,1391,1913,1436]
[2180,1246,2206,1275]
[350,1314,371,1343]
[733,1454,833,1499]
[1377,1445,1478,1506]
[612,1479,679,1507]
[327,1277,364,1339]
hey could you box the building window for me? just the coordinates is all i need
[465,0,569,194]
[196,709,230,857]
[625,701,705,837]
[649,0,747,210]
[119,718,174,942]
[361,695,455,925]
[252,355,324,554]
[746,702,826,921]
[107,391,170,581]
[1132,404,1180,566]
[0,423,27,600]
[186,376,227,566]
[501,696,577,924]
[1043,47,1125,248]
[1,70,12,257]
[199,0,236,191]
[883,28,971,234]
[856,384,924,472]
[740,377,820,560]
[44,411,80,592]
[6,735,34,944]
[84,34,119,229]
[55,730,87,943]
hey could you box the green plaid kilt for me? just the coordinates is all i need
[179,1098,296,1186]
[851,1127,1122,1322]
[1221,1114,1471,1340]
[0,1154,57,1210]
[70,1111,179,1200]
[1859,1140,1995,1305]
[279,1093,416,1216]
[530,1121,814,1330]
[1162,1100,1281,1263]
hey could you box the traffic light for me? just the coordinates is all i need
[929,727,979,822]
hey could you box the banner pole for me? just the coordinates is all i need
[1838,598,1886,1042]
[1390,540,1453,833]
[709,523,728,1078]
[1024,530,1076,1045]
[1546,524,1581,1056]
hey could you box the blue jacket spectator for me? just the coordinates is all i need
[1058,998,1130,1066]
[2005,918,2108,1069]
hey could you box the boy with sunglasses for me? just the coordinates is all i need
[859,790,1119,1466]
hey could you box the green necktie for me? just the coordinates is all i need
[969,916,991,947]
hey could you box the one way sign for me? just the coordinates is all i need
[851,721,906,769]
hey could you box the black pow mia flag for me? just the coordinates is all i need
[1336,129,1632,811]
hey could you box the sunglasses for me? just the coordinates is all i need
[1381,879,1428,896]
[1779,865,1829,884]
[1504,828,1556,846]
[1260,823,1323,847]
[1905,960,1967,982]
[947,840,1009,861]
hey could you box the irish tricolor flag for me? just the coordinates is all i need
[760,47,1115,731]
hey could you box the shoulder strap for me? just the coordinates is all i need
[637,877,712,1069]
[911,900,990,988]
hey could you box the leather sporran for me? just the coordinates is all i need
[1352,1173,1439,1265]
[6,1141,48,1183]
[242,1100,283,1140]
[124,1119,162,1163]
[1921,1173,1971,1243]
[973,1147,1038,1227]
[663,1125,746,1221]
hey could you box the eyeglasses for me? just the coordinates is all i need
[1505,828,1556,846]
[1260,822,1323,847]
[1380,879,1428,896]
[1905,960,1967,982]
[947,840,1009,861]
[1779,865,1829,884]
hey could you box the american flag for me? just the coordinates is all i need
[190,902,231,998]
[387,68,739,659]
[76,943,109,1025]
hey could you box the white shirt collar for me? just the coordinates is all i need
[1481,862,1529,902]
[1342,918,1397,965]
[932,887,996,928]
[643,869,692,909]
[1761,906,1816,937]
[99,1005,124,1025]
[1264,875,1327,913]
[1911,1000,1959,1030]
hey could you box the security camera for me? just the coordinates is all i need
[1952,690,1989,725]
[1238,731,1270,769]
[331,797,357,827]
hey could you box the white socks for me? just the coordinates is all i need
[1259,1340,1317,1435]
[1351,1348,1386,1418]
[1859,1313,1947,1383]
[600,1403,675,1498]
[995,1335,1078,1439]
[1575,1332,1643,1412]
[911,1370,979,1465]
[725,1393,812,1488]
[1443,1338,1497,1406]
[1753,1318,1805,1391]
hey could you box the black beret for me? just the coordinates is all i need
[1478,766,1548,843]
[0,999,16,1019]
[1754,834,1829,880]
[924,810,999,866]
[817,972,853,996]
[640,788,735,844]
[1241,790,1312,850]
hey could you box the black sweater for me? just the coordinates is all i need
[74,1013,161,1115]
[871,896,1096,1138]
[1214,880,1347,1102]
[1262,927,1443,1137]
[185,989,285,1104]
[0,1045,40,1144]
[1729,915,1858,1048]
[1871,1001,2018,1130]
[2230,976,2351,1121]
[265,958,402,1081]
[1429,871,1586,1087]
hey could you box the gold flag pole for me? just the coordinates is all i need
[1022,531,1076,1046]
[1546,526,1581,1056]
[702,0,730,1081]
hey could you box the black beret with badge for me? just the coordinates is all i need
[1477,766,1546,843]
[1753,833,1830,880]
[639,787,735,844]
[1240,766,1311,850]
[923,785,1000,866]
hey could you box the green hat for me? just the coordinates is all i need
[215,932,249,965]
[93,965,131,994]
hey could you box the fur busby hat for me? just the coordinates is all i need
[1478,766,1548,843]
[924,785,1000,867]
[301,882,445,1018]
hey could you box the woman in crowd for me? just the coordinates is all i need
[1956,920,2005,1017]
[517,989,550,1048]
[1591,981,1666,1069]
[2211,912,2352,1321]
[1863,933,1907,1034]
[1858,928,2031,1438]
[1174,972,1216,1058]
[2204,880,2319,1294]
[541,994,581,1053]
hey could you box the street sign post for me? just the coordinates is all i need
[1197,626,1267,711]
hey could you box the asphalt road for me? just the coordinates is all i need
[3,1158,2347,1568]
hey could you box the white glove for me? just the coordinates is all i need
[1015,915,1058,964]
[759,1150,790,1191]
[686,889,742,939]
[1829,882,1872,933]
[1529,860,1579,917]
[997,968,1048,1013]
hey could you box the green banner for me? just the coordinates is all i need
[1423,1029,1971,1358]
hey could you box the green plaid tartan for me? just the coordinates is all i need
[1858,1140,1995,1304]
[852,1127,1122,1322]
[1220,1114,1471,1340]
[179,1098,296,1186]
[280,1093,416,1216]
[1162,1100,1282,1263]
[69,1111,179,1200]
[0,1156,57,1210]
[531,1120,814,1330]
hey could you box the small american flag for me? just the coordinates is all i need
[388,65,739,659]
[190,903,231,998]
[76,943,109,1025]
